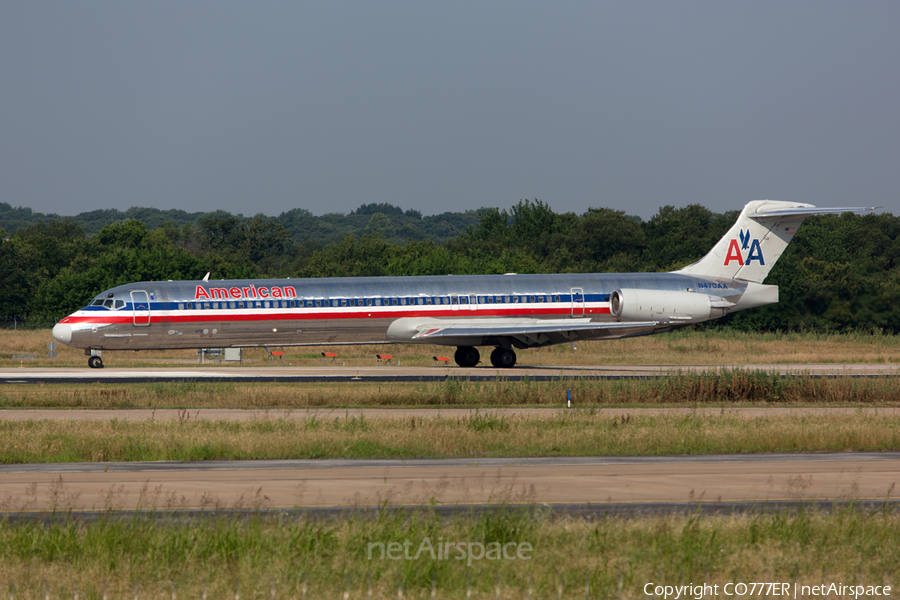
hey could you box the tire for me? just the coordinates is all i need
[454,346,480,367]
[88,356,104,369]
[490,347,517,368]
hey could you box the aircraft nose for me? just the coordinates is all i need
[52,322,72,345]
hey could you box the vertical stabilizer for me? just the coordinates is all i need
[675,200,875,284]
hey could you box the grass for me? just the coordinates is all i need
[4,328,900,368]
[1,507,898,598]
[3,371,900,410]
[1,411,899,463]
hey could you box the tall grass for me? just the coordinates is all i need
[1,507,898,598]
[3,371,900,409]
[1,411,899,463]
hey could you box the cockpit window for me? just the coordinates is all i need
[92,299,104,306]
[115,300,126,309]
[103,299,114,308]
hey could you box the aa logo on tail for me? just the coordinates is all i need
[724,229,764,266]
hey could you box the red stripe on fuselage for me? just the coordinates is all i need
[61,306,611,326]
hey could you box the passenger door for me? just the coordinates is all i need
[131,290,151,326]
[570,287,584,317]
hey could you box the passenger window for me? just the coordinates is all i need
[400,298,407,305]
[341,299,347,307]
[366,298,373,306]
[529,296,536,303]
[426,298,433,305]
[375,299,382,306]
[537,296,544,302]
[459,297,468,304]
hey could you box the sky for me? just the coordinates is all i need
[1,2,898,220]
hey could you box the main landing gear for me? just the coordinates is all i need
[88,356,104,369]
[453,346,518,368]
[490,347,517,368]
[454,346,480,367]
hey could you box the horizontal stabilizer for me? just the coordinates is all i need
[748,206,878,220]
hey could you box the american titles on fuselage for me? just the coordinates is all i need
[195,284,296,301]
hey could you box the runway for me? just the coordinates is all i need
[1,453,898,514]
[2,363,898,384]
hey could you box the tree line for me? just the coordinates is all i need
[1,200,898,332]
[0,202,480,247]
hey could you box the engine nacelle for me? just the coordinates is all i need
[610,288,729,323]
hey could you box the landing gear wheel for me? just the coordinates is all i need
[454,346,480,367]
[88,356,104,369]
[490,347,517,368]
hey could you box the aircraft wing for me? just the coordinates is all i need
[406,318,667,345]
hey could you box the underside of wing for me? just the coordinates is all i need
[386,317,671,348]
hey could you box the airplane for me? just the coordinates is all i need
[51,201,874,369]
